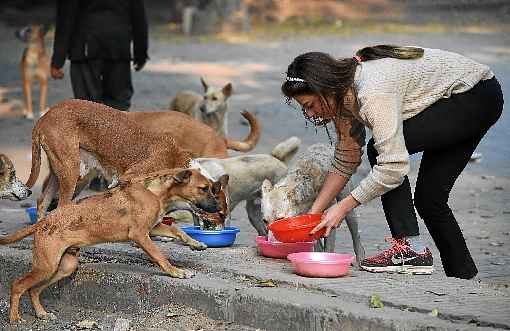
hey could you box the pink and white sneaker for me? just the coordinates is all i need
[360,238,434,275]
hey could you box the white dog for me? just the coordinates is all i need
[261,144,366,263]
[169,77,232,137]
[185,137,301,234]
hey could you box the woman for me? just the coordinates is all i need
[281,45,503,279]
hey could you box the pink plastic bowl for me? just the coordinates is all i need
[256,236,314,259]
[287,252,354,278]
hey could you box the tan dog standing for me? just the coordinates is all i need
[16,25,49,120]
[0,154,32,200]
[1,168,224,323]
[128,109,260,158]
[169,77,232,137]
[26,99,194,220]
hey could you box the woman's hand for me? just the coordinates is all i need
[310,194,360,237]
[51,66,64,79]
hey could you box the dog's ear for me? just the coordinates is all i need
[0,154,12,174]
[200,77,209,92]
[219,174,229,188]
[212,174,229,195]
[261,179,273,194]
[222,83,233,98]
[0,155,5,175]
[40,24,51,36]
[173,169,192,184]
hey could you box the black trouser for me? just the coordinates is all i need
[366,77,504,279]
[70,59,133,111]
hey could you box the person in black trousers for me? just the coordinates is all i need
[50,0,148,111]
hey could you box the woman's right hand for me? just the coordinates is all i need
[51,66,64,79]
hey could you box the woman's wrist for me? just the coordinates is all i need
[339,194,360,211]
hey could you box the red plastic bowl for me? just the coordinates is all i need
[267,214,325,243]
[256,236,315,259]
[287,252,354,278]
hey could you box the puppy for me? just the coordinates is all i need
[170,77,232,137]
[16,25,49,120]
[261,144,366,263]
[1,168,223,323]
[189,137,301,234]
[0,154,32,200]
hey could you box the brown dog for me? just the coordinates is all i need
[0,154,32,200]
[128,109,260,159]
[16,25,49,120]
[26,99,194,220]
[1,168,223,323]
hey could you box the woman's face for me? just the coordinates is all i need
[294,94,336,125]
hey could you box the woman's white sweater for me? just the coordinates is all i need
[332,47,494,204]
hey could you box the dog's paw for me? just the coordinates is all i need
[9,315,25,324]
[189,240,207,251]
[181,269,196,279]
[23,112,34,120]
[37,311,57,321]
[168,268,195,279]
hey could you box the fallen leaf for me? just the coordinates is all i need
[166,310,181,318]
[429,309,439,317]
[369,294,384,308]
[76,320,98,329]
[256,279,278,287]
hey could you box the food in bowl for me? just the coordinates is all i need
[267,214,325,243]
[256,236,314,259]
[181,226,240,248]
[287,252,354,278]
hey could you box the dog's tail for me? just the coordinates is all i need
[0,224,37,245]
[225,111,260,152]
[25,125,42,188]
[271,136,301,164]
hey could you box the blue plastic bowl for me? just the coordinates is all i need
[181,226,240,248]
[25,207,37,224]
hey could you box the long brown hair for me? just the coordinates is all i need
[281,45,424,121]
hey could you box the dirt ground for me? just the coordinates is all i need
[0,2,509,329]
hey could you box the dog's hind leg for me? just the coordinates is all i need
[9,253,59,323]
[37,173,58,220]
[336,182,365,266]
[44,139,81,208]
[29,249,79,320]
[246,196,267,236]
[132,233,195,279]
[150,223,207,251]
[345,213,365,267]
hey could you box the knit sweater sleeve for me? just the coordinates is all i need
[350,93,410,204]
[330,112,366,179]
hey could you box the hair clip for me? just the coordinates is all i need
[286,76,305,82]
[353,55,363,64]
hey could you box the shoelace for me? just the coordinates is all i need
[381,237,410,258]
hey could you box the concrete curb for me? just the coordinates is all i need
[0,244,505,331]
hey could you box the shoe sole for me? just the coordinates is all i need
[361,265,434,275]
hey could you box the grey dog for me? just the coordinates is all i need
[261,144,366,264]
